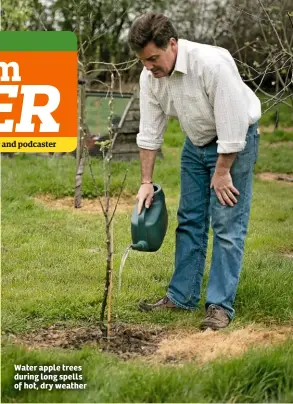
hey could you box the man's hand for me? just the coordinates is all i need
[137,184,154,215]
[211,170,240,207]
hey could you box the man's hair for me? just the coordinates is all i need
[128,12,178,52]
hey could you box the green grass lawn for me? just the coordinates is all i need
[1,94,293,402]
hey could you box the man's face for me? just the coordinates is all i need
[137,39,178,78]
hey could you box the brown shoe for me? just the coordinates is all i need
[200,304,230,330]
[138,296,179,312]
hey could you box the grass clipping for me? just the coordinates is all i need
[150,325,292,364]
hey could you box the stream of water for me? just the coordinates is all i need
[118,244,132,296]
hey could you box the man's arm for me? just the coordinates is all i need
[204,57,251,206]
[137,68,168,150]
[137,148,157,214]
[140,148,157,183]
[136,69,167,214]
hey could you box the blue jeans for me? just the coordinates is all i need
[167,123,259,319]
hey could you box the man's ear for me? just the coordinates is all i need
[169,38,177,52]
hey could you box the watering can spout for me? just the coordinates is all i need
[131,241,148,251]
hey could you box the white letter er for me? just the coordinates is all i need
[16,85,60,132]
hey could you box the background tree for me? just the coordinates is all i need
[225,0,293,124]
[1,0,53,31]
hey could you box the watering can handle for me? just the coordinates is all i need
[138,202,147,228]
[130,202,148,251]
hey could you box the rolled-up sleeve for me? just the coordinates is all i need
[137,69,168,150]
[205,61,250,154]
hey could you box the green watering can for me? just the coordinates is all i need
[131,183,168,252]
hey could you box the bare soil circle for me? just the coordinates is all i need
[34,194,136,214]
[259,125,293,133]
[257,172,293,185]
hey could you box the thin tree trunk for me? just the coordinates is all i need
[100,218,112,336]
[274,74,280,129]
[75,76,86,208]
[75,154,86,208]
[107,219,114,337]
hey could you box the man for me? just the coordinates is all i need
[128,12,261,330]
